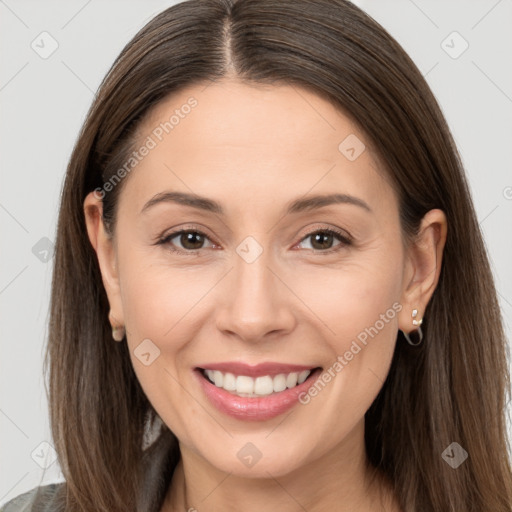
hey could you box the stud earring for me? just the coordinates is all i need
[109,310,125,342]
[412,308,423,326]
[112,325,126,342]
[403,308,423,346]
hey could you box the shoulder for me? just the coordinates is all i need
[0,482,64,512]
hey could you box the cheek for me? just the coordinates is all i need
[118,247,212,342]
[290,247,402,416]
[290,248,403,349]
[117,254,209,441]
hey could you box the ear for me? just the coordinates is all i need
[398,208,447,334]
[83,191,125,328]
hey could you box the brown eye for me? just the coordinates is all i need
[297,229,352,253]
[159,229,214,254]
[157,227,351,256]
[310,231,335,250]
[177,231,206,250]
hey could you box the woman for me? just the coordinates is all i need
[2,0,511,510]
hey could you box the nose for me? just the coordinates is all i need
[215,245,296,344]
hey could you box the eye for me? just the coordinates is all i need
[156,226,352,255]
[157,228,216,254]
[295,228,352,253]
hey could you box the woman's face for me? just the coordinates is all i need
[87,79,423,477]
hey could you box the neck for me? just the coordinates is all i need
[161,420,401,512]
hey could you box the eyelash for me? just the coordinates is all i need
[156,225,353,256]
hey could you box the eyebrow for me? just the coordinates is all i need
[140,191,372,215]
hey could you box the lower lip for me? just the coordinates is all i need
[194,367,323,421]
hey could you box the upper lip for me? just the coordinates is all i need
[196,362,320,378]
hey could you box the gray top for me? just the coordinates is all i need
[0,484,62,512]
[0,431,179,512]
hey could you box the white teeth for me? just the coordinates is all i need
[213,370,223,387]
[222,372,237,391]
[236,375,254,394]
[203,368,313,396]
[286,372,298,388]
[273,374,287,392]
[298,370,311,384]
[254,376,274,396]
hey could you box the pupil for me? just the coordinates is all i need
[182,232,204,249]
[312,232,332,250]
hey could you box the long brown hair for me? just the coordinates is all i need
[44,0,512,510]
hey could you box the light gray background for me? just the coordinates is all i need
[1,0,511,505]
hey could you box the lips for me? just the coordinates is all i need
[194,362,323,421]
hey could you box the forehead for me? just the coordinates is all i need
[141,79,364,161]
[119,79,395,218]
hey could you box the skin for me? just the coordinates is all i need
[84,79,447,512]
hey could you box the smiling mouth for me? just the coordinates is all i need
[198,367,322,398]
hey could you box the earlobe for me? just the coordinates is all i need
[398,208,447,337]
[83,191,124,326]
